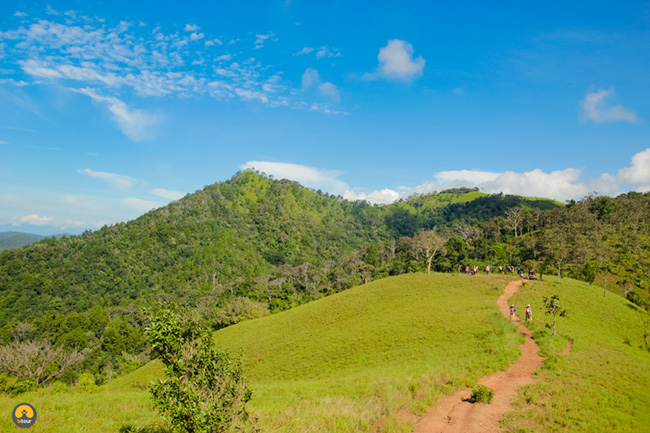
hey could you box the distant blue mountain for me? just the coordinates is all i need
[0,231,49,250]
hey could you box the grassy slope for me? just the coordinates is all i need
[1,274,645,432]
[0,273,521,433]
[211,273,521,432]
[505,278,650,432]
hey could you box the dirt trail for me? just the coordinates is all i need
[414,280,544,433]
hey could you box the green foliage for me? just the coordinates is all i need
[145,307,255,433]
[469,385,494,404]
[543,295,568,337]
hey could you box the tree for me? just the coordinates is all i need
[0,340,85,385]
[412,230,447,274]
[506,207,524,239]
[543,295,568,337]
[145,307,256,433]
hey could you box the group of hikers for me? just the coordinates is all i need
[510,303,533,322]
[462,265,540,280]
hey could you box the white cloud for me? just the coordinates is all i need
[343,188,400,205]
[364,39,425,81]
[121,197,165,211]
[254,32,276,49]
[301,68,339,101]
[580,88,640,123]
[241,161,349,195]
[593,147,650,194]
[11,213,95,230]
[408,168,588,202]
[75,88,162,141]
[1,17,288,108]
[205,38,222,47]
[14,11,27,18]
[294,47,314,56]
[434,170,500,184]
[316,46,340,58]
[301,68,319,90]
[149,188,185,200]
[14,214,54,226]
[77,168,139,190]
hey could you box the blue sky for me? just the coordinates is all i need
[1,1,650,235]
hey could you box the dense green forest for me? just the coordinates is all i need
[0,170,648,390]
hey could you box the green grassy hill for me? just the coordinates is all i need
[0,273,647,432]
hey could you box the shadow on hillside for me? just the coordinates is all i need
[118,423,171,433]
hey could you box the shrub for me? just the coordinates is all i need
[145,306,257,433]
[469,385,494,404]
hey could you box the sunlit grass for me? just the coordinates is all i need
[0,273,522,432]
[504,278,650,432]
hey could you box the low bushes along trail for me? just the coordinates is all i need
[415,279,544,433]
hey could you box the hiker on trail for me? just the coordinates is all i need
[510,304,517,321]
[524,304,532,322]
[486,265,491,274]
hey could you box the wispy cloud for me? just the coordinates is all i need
[75,88,162,141]
[580,88,640,123]
[254,32,276,49]
[121,197,165,211]
[364,39,425,82]
[77,168,139,190]
[149,188,185,200]
[11,213,95,229]
[0,14,336,114]
[293,47,314,56]
[316,46,341,58]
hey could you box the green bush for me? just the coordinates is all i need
[145,306,256,433]
[469,385,494,404]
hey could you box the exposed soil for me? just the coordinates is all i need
[413,280,544,433]
[560,339,573,356]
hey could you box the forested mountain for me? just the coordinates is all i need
[0,170,648,389]
[0,232,47,251]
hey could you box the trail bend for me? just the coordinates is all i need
[414,279,543,433]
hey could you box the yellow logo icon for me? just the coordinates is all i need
[12,403,37,428]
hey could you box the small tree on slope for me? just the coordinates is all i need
[543,295,568,337]
[145,307,256,433]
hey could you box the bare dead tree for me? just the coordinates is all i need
[412,230,448,274]
[0,340,85,385]
[506,207,524,239]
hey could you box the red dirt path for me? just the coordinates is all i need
[414,280,544,433]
